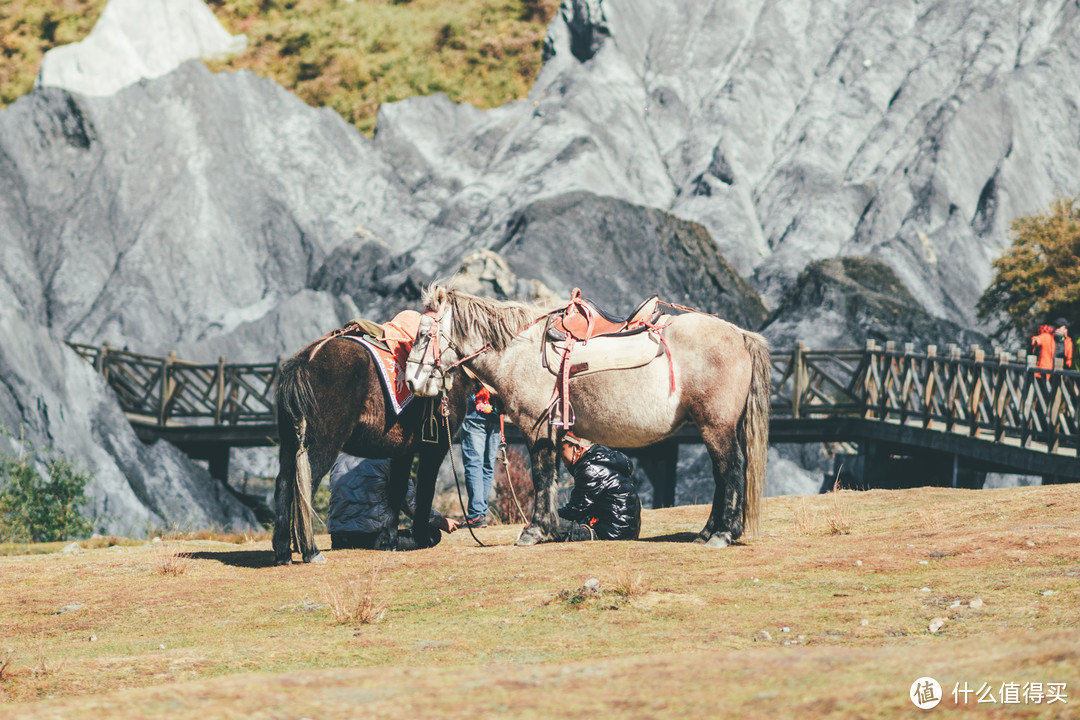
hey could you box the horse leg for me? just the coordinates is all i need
[696,424,746,548]
[411,447,444,549]
[272,431,298,565]
[516,439,560,546]
[377,456,412,550]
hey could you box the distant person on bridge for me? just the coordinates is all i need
[327,454,459,551]
[1031,319,1073,373]
[556,434,641,542]
[1052,318,1073,370]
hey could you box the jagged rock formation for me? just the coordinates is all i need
[762,257,987,351]
[3,0,1077,522]
[0,307,256,536]
[37,0,246,97]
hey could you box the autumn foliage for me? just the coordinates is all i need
[977,196,1080,340]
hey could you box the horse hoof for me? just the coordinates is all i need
[705,532,732,548]
[515,529,542,546]
[303,552,327,564]
[274,556,294,566]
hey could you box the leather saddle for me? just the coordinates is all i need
[308,318,389,360]
[543,289,673,428]
[549,293,663,343]
[543,295,667,377]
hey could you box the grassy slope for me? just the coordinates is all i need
[1,485,1078,718]
[0,0,557,134]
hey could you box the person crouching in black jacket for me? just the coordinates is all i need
[557,433,642,541]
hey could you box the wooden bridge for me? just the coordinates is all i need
[68,340,1079,497]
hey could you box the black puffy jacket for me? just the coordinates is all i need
[558,445,641,540]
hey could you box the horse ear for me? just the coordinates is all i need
[426,285,448,312]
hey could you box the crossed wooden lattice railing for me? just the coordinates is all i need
[68,343,278,427]
[770,340,1079,455]
[68,339,1079,456]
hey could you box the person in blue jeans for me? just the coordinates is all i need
[461,387,500,527]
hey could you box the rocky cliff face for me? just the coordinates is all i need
[2,0,1076,524]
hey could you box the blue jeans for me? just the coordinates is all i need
[461,411,500,520]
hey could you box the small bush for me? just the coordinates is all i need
[611,568,647,598]
[323,561,386,625]
[0,438,94,543]
[157,550,193,576]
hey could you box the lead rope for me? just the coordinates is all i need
[442,392,487,548]
[498,413,528,524]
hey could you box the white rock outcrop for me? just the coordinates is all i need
[37,0,246,97]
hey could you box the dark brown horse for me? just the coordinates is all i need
[273,332,470,564]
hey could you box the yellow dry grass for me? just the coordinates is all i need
[1,0,558,135]
[1,484,1078,718]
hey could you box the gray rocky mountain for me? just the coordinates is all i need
[2,0,1076,528]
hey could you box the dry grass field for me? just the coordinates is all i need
[1,484,1079,719]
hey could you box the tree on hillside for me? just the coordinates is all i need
[977,195,1080,341]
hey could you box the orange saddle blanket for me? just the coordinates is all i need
[344,310,421,415]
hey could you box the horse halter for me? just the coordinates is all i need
[422,304,492,377]
[415,306,457,392]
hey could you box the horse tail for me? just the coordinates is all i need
[276,353,319,553]
[739,330,770,536]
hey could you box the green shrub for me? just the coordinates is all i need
[0,441,94,543]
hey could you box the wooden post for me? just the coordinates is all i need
[945,345,961,433]
[792,342,805,419]
[863,339,879,418]
[993,352,1011,442]
[1050,359,1064,453]
[207,446,230,482]
[969,347,985,436]
[214,356,227,426]
[923,345,937,429]
[899,343,916,424]
[158,352,175,427]
[96,341,111,376]
[1020,354,1036,447]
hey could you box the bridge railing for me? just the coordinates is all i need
[69,343,278,427]
[771,340,1080,454]
[69,339,1080,455]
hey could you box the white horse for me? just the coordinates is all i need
[406,286,769,547]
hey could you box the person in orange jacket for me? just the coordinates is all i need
[1031,324,1056,371]
[1031,319,1073,372]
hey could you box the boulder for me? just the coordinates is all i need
[494,192,769,329]
[762,257,987,351]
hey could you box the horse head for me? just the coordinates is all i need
[406,304,458,397]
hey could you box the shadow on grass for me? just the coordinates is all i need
[189,550,279,568]
[639,532,700,543]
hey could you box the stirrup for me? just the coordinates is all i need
[548,401,575,429]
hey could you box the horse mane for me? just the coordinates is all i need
[423,285,549,352]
